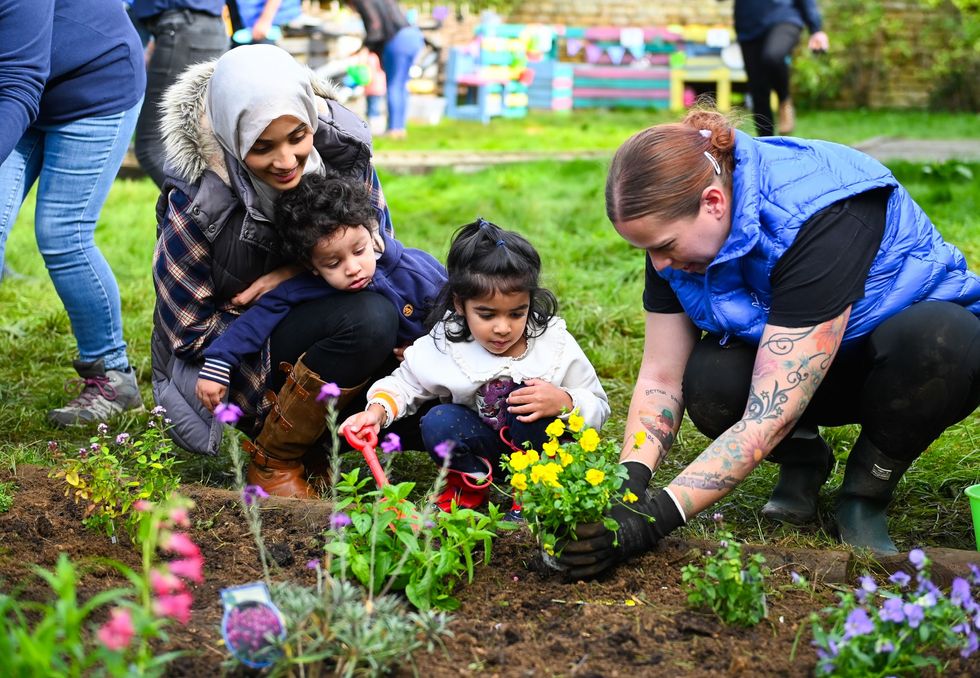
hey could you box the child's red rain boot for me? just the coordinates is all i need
[432,460,493,512]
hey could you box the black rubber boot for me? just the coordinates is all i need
[835,435,913,555]
[760,429,835,525]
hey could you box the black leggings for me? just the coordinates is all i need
[740,22,802,137]
[682,302,980,462]
[268,292,398,392]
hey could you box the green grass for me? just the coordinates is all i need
[371,108,980,153]
[2,109,979,555]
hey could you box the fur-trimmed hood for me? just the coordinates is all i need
[159,58,345,186]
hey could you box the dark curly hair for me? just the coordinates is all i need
[425,218,558,342]
[274,171,379,267]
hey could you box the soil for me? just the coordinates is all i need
[2,464,979,677]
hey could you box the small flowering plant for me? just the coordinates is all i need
[501,412,631,557]
[50,408,181,543]
[680,516,769,627]
[803,549,980,675]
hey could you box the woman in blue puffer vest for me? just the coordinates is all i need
[556,108,980,579]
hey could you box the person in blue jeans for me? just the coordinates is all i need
[131,1,229,188]
[0,0,146,427]
[347,0,423,138]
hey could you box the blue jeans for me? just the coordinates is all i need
[420,403,551,475]
[0,99,142,370]
[136,10,228,187]
[381,26,423,132]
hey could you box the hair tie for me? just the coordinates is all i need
[699,129,712,138]
[703,151,721,176]
[478,218,490,230]
[496,239,505,248]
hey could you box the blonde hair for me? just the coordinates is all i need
[606,107,743,224]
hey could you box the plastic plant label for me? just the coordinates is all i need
[220,582,287,668]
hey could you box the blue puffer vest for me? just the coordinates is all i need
[660,130,980,345]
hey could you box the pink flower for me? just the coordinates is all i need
[97,607,135,651]
[151,569,185,596]
[168,556,205,583]
[153,591,193,624]
[214,402,242,424]
[169,507,190,528]
[133,500,152,512]
[317,382,341,402]
[162,532,201,559]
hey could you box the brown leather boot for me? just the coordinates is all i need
[302,380,369,493]
[244,355,360,498]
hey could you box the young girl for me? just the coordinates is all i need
[342,218,610,512]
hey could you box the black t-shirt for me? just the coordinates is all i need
[642,188,890,328]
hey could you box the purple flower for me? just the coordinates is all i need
[916,591,938,608]
[115,432,131,445]
[889,570,911,588]
[47,440,59,453]
[712,512,724,523]
[969,563,980,586]
[316,382,341,403]
[908,548,927,570]
[330,512,351,530]
[856,575,878,603]
[214,402,243,424]
[380,433,402,454]
[951,577,974,608]
[90,442,101,452]
[879,597,906,623]
[903,602,924,628]
[151,405,166,416]
[791,571,806,586]
[962,632,979,658]
[434,440,456,461]
[843,608,875,639]
[875,639,895,654]
[97,422,109,435]
[242,484,269,506]
[306,559,320,570]
[423,520,435,529]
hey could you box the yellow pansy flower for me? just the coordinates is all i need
[633,431,647,448]
[542,542,555,556]
[542,439,560,458]
[525,449,540,465]
[623,490,639,503]
[545,419,565,438]
[558,450,574,467]
[585,468,605,486]
[567,411,585,433]
[510,473,528,491]
[509,451,530,471]
[579,428,600,452]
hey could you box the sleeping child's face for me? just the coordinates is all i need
[309,225,377,291]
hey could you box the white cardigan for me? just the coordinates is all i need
[368,317,610,430]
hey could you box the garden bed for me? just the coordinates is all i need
[2,464,979,676]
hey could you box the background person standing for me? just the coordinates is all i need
[731,0,829,136]
[0,0,147,426]
[347,0,423,139]
[131,0,229,188]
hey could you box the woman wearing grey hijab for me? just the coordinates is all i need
[151,45,402,497]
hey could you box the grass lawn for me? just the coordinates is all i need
[1,109,978,554]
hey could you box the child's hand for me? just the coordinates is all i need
[341,409,383,445]
[507,378,574,423]
[196,378,227,413]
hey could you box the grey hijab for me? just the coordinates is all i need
[206,44,325,221]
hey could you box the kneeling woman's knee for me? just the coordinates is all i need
[682,338,756,438]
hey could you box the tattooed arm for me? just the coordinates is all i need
[666,308,850,517]
[621,312,700,471]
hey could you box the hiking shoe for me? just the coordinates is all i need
[48,358,143,427]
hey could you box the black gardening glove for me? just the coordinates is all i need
[557,461,684,579]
